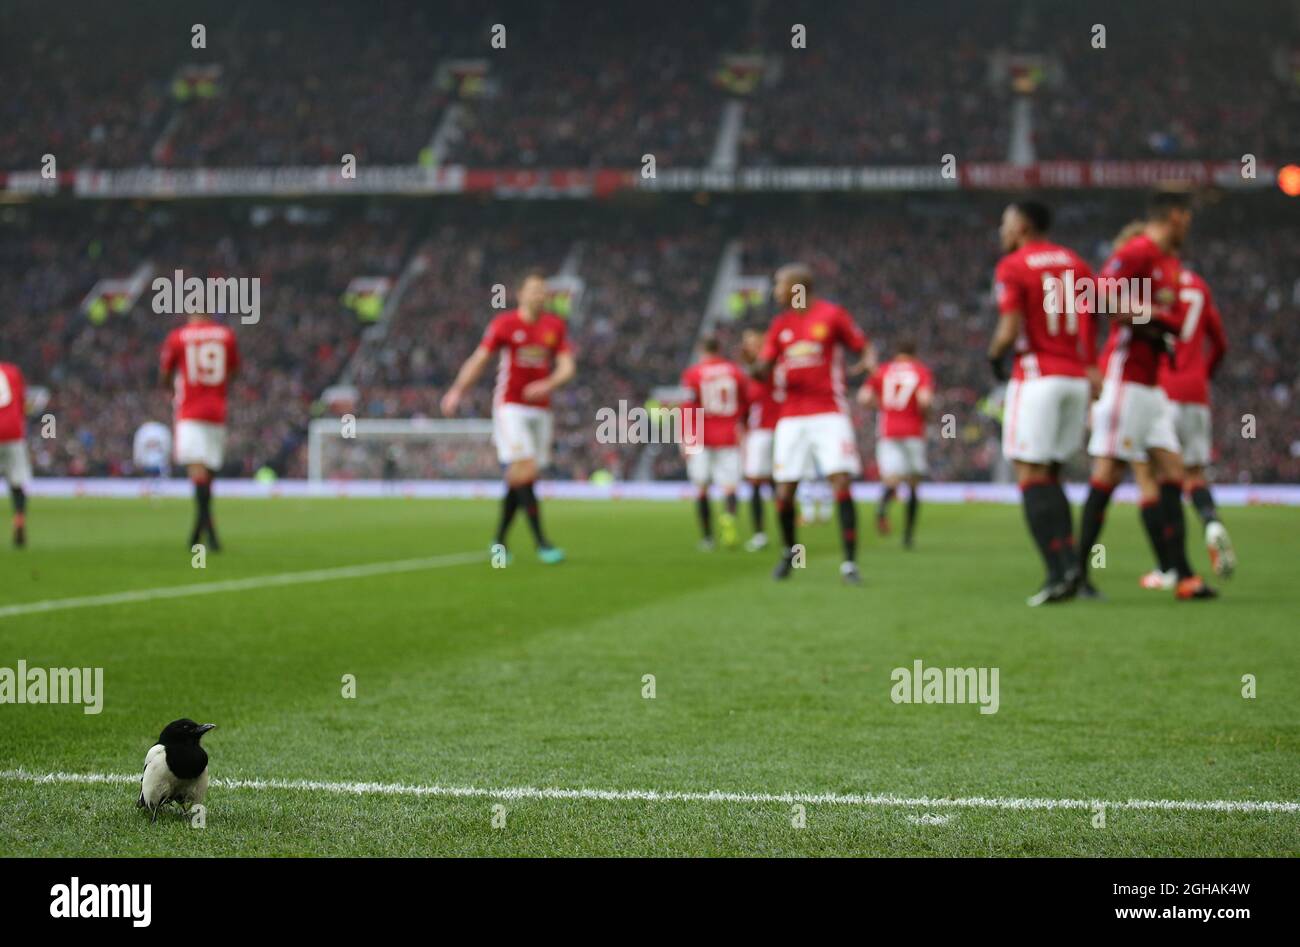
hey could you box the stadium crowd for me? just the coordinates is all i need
[1,0,1296,485]
[0,204,411,477]
[4,193,1296,484]
[5,0,1295,171]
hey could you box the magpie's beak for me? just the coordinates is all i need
[196,723,217,735]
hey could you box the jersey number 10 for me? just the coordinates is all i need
[700,376,738,414]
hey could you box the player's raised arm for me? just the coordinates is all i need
[916,373,934,418]
[835,306,873,376]
[749,324,778,380]
[849,339,877,377]
[856,370,880,409]
[440,345,492,416]
[988,258,1024,379]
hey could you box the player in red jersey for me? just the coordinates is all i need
[987,201,1097,605]
[858,339,932,549]
[0,361,31,547]
[159,313,240,551]
[739,325,778,551]
[679,335,750,550]
[751,263,875,584]
[1138,265,1234,587]
[441,270,575,564]
[1078,192,1215,601]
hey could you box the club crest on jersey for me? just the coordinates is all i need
[810,323,829,340]
[543,331,557,346]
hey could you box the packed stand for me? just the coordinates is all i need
[1,204,412,477]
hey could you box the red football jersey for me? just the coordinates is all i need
[681,356,750,448]
[160,319,240,424]
[994,239,1096,380]
[1097,234,1183,386]
[0,362,26,442]
[865,357,933,439]
[760,298,866,418]
[480,310,571,408]
[744,375,779,431]
[1158,269,1226,406]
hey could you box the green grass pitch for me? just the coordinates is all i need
[1,496,1297,856]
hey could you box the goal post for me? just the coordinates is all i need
[307,417,496,482]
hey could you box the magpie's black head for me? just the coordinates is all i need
[158,718,217,745]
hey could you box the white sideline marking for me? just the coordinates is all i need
[0,552,485,620]
[1,769,1296,814]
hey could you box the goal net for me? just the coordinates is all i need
[306,418,497,482]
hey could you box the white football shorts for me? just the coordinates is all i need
[742,429,774,480]
[1087,380,1179,463]
[0,439,32,488]
[174,420,227,471]
[687,446,741,490]
[772,411,860,482]
[1002,375,1090,465]
[1169,401,1212,468]
[493,402,553,467]
[876,436,927,480]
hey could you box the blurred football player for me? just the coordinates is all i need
[739,326,777,551]
[751,263,875,584]
[988,201,1097,605]
[858,338,933,549]
[159,312,239,551]
[1078,192,1215,600]
[680,335,750,550]
[441,269,575,563]
[1138,265,1234,588]
[133,419,172,482]
[0,360,31,547]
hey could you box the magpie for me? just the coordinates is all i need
[137,718,215,823]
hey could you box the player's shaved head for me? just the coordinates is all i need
[1145,190,1194,250]
[895,337,917,356]
[774,263,814,309]
[739,324,764,361]
[1000,201,1050,252]
[1147,190,1191,220]
[517,269,548,314]
[1012,201,1052,234]
[699,334,720,355]
[519,267,548,289]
